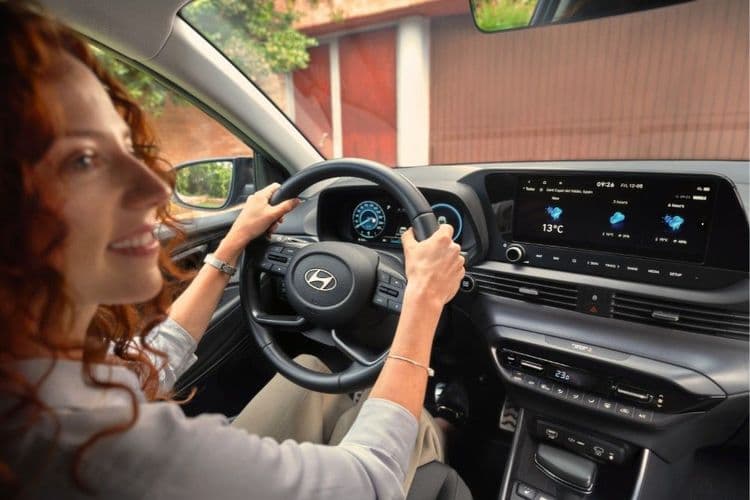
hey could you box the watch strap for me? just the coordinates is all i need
[203,253,237,277]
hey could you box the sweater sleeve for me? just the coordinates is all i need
[137,397,419,500]
[144,317,198,393]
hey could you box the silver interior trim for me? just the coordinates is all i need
[630,449,652,500]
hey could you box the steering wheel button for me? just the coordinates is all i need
[387,299,402,312]
[378,285,399,297]
[282,247,296,255]
[269,245,283,254]
[389,276,405,288]
[373,294,388,307]
[378,270,391,283]
[271,264,287,274]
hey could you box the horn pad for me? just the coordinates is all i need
[284,242,379,327]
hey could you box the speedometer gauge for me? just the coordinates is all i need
[352,201,386,239]
[431,203,463,241]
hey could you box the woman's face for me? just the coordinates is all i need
[35,54,170,308]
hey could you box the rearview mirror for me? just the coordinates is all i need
[174,157,255,210]
[469,0,693,33]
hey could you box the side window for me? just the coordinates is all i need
[93,46,255,218]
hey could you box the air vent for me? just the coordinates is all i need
[470,269,579,310]
[612,292,749,339]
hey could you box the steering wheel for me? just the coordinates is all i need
[240,158,439,393]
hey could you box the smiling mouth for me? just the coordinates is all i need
[107,228,159,257]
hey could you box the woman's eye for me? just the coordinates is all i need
[70,152,98,171]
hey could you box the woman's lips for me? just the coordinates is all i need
[107,228,159,257]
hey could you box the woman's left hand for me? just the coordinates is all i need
[218,183,300,260]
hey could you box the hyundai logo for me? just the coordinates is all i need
[304,268,337,291]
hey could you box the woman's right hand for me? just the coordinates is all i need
[400,225,465,308]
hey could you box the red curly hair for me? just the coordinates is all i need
[0,1,191,495]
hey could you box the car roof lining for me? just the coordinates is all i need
[40,0,190,61]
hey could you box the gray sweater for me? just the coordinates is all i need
[1,319,418,499]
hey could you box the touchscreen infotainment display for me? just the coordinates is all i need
[513,174,716,262]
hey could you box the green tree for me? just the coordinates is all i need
[176,161,234,208]
[94,0,317,114]
[473,0,536,31]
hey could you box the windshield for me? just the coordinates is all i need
[181,0,748,167]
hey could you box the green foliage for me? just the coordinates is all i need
[92,46,177,115]
[176,161,233,208]
[94,0,316,114]
[182,0,317,76]
[473,0,536,32]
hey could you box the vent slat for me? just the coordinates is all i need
[470,271,577,293]
[613,295,748,320]
[474,279,577,301]
[471,270,579,311]
[613,312,749,336]
[612,292,749,339]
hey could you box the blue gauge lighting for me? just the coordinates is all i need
[352,200,386,239]
[431,203,463,241]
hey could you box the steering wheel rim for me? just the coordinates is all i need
[240,158,439,393]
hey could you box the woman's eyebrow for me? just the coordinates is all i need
[62,127,131,141]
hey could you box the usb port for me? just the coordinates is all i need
[520,359,544,373]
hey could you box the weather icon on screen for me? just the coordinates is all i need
[546,206,563,221]
[609,211,626,225]
[663,214,685,231]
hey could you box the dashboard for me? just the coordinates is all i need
[284,161,748,481]
[315,170,748,292]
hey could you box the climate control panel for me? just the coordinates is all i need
[493,345,724,419]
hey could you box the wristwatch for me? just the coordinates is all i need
[203,253,237,277]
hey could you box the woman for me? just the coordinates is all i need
[0,2,465,499]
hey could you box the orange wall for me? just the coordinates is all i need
[294,45,333,158]
[340,28,398,165]
[151,99,253,166]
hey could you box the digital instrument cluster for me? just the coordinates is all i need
[316,187,466,249]
[349,198,463,246]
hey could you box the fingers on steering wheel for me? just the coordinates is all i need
[258,182,281,201]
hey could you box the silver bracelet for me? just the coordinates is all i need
[203,253,237,277]
[387,354,435,377]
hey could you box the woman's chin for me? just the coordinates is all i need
[106,273,164,305]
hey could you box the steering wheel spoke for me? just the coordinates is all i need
[332,329,388,367]
[254,237,309,276]
[252,312,307,329]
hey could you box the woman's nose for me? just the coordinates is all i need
[123,156,171,209]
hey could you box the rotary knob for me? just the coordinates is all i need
[505,244,525,263]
